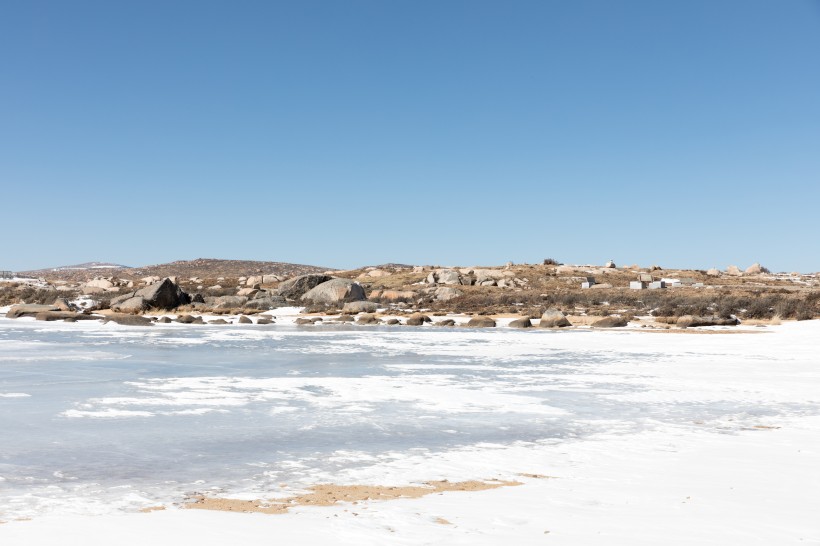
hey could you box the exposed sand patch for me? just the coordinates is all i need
[185,480,521,515]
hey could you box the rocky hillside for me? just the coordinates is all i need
[18,258,329,283]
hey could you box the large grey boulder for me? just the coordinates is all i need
[434,287,463,301]
[343,301,378,314]
[6,304,59,319]
[301,279,365,304]
[538,309,572,328]
[436,269,462,285]
[134,278,190,310]
[276,275,334,300]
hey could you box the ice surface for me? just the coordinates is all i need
[1,318,819,544]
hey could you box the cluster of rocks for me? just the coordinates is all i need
[423,268,529,289]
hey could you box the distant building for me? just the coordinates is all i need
[0,270,13,279]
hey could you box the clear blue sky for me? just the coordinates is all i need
[2,1,819,272]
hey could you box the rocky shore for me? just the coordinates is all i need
[2,259,817,329]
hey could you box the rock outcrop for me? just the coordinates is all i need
[343,301,378,314]
[5,304,60,319]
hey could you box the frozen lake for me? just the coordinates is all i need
[1,317,819,539]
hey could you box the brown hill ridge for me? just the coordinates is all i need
[19,258,330,283]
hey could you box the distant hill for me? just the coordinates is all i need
[18,258,330,282]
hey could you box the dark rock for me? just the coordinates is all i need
[538,309,572,328]
[256,318,273,325]
[386,318,400,325]
[466,316,496,328]
[190,293,205,303]
[176,314,197,324]
[336,314,355,322]
[238,315,253,324]
[156,317,172,324]
[508,317,533,328]
[592,316,628,328]
[276,274,334,300]
[295,318,315,325]
[134,278,190,310]
[191,316,205,324]
[208,319,229,324]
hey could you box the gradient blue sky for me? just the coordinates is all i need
[2,1,819,272]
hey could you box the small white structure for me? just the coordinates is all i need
[648,281,666,290]
[630,281,647,290]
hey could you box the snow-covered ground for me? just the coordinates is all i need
[0,318,818,545]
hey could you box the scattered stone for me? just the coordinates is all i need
[238,315,253,324]
[176,315,197,324]
[706,268,721,277]
[434,319,456,327]
[592,316,628,328]
[295,318,315,325]
[508,317,532,328]
[604,260,616,268]
[538,309,572,328]
[336,314,355,322]
[466,316,496,328]
[208,319,229,325]
[745,263,765,275]
[726,265,743,276]
[156,317,172,323]
[256,318,273,325]
[386,318,400,325]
